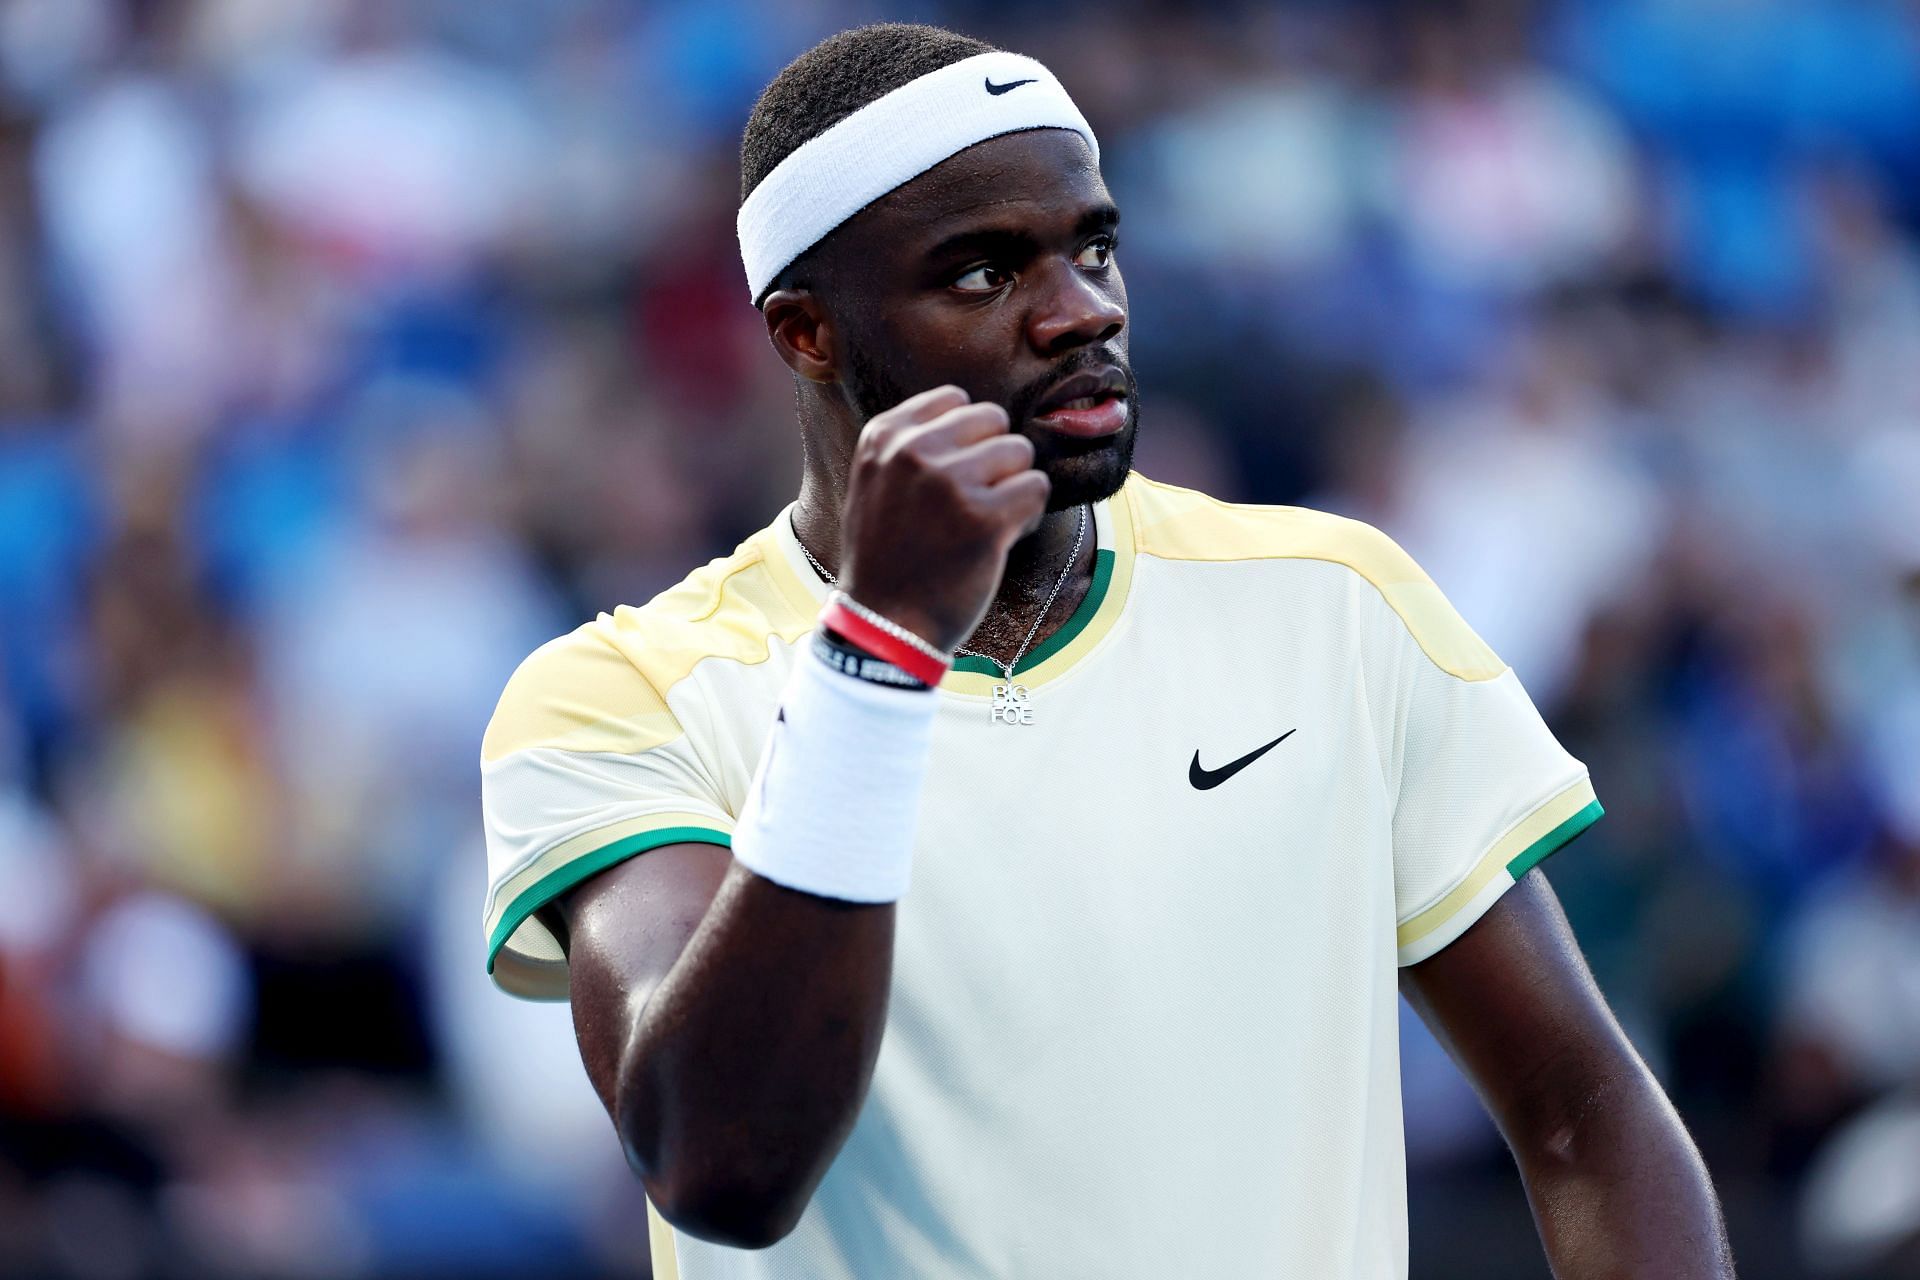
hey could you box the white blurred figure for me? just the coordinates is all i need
[79,891,251,1123]
[1776,839,1920,1280]
[76,892,377,1280]
[1778,834,1920,1104]
[1832,428,1920,845]
[0,769,78,970]
[34,70,240,442]
[1799,1097,1920,1276]
[1386,332,1664,707]
[235,45,538,277]
[257,381,563,921]
[1389,76,1636,291]
[1384,15,1637,293]
[1127,74,1363,273]
[429,839,647,1272]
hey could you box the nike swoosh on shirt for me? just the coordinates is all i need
[985,77,1037,95]
[1188,730,1297,791]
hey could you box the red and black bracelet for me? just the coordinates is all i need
[819,591,953,687]
[812,628,930,690]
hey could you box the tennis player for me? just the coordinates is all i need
[480,23,1734,1279]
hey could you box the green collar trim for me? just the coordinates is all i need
[953,547,1116,678]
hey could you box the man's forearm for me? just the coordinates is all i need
[555,848,897,1250]
[606,639,954,1245]
[613,864,895,1246]
[1514,1058,1734,1278]
[1400,873,1736,1278]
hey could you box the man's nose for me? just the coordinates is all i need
[1027,260,1125,355]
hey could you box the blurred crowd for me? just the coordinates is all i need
[0,0,1917,1277]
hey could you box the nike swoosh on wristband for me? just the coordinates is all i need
[1188,730,1297,791]
[984,77,1037,95]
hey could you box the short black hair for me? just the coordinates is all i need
[740,23,995,205]
[741,25,996,303]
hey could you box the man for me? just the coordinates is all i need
[480,23,1735,1279]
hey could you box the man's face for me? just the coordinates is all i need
[820,128,1135,510]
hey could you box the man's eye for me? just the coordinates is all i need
[1075,237,1116,269]
[953,264,1008,292]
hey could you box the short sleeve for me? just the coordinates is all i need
[1387,604,1601,967]
[481,627,736,1000]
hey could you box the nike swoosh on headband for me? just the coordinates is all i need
[737,53,1099,300]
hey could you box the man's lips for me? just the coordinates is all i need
[1033,365,1127,415]
[1029,365,1129,438]
[1031,396,1128,438]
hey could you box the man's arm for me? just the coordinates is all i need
[1400,868,1736,1279]
[533,385,1050,1249]
[546,847,894,1249]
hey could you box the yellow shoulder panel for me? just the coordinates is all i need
[481,532,816,762]
[481,624,681,762]
[1124,475,1505,681]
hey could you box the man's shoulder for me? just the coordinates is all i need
[1125,474,1418,585]
[607,528,817,673]
[1122,474,1504,681]
[482,529,811,762]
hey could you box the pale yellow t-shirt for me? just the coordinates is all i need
[480,473,1601,1280]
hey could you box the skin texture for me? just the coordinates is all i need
[553,848,887,1246]
[770,127,1133,659]
[546,126,1736,1271]
[1403,871,1736,1277]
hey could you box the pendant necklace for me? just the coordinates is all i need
[793,504,1087,727]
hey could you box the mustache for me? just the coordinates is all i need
[1005,347,1135,425]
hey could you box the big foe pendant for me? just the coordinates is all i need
[989,682,1034,726]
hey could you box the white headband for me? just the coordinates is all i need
[737,51,1100,302]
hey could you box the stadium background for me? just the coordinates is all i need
[1,0,1918,1276]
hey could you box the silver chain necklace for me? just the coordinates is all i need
[793,504,1087,727]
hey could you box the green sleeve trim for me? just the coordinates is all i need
[485,825,733,972]
[1505,799,1603,881]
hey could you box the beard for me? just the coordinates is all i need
[843,343,1139,512]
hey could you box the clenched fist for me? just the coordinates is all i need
[836,385,1051,653]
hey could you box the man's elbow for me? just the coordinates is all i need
[640,1164,813,1251]
[1515,1053,1670,1170]
[611,1065,834,1249]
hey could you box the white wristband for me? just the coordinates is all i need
[731,637,938,902]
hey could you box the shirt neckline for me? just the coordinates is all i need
[763,480,1139,697]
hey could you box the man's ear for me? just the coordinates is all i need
[762,289,837,384]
